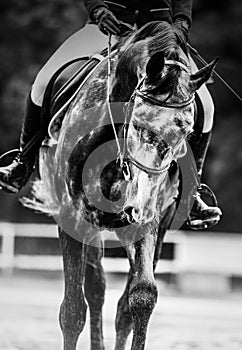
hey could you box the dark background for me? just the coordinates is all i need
[0,0,241,233]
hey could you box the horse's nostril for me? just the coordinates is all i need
[132,207,142,222]
[124,206,133,216]
[132,207,139,217]
[124,206,136,223]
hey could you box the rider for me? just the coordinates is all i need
[0,0,222,229]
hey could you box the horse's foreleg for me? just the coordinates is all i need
[115,203,177,350]
[153,202,177,270]
[128,233,158,350]
[59,228,88,350]
[84,244,106,350]
[114,270,133,350]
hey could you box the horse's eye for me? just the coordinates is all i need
[144,129,161,144]
[132,122,141,133]
[157,146,170,160]
[142,130,151,142]
[157,140,170,159]
[132,123,161,145]
[186,129,194,140]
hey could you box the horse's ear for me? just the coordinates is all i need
[146,52,165,83]
[189,58,219,91]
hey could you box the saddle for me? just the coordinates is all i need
[42,50,108,142]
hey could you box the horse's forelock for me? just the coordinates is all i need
[120,21,180,56]
[112,22,184,102]
[144,22,185,97]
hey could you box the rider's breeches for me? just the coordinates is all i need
[31,24,214,133]
[189,57,214,133]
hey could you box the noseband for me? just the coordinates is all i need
[121,59,195,179]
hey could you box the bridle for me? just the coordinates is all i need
[121,60,195,179]
[131,59,195,109]
[106,34,195,180]
[134,88,195,109]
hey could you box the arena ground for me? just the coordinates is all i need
[0,272,242,350]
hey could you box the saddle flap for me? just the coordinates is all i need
[46,55,105,143]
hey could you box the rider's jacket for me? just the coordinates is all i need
[83,0,192,28]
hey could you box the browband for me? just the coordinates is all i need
[164,59,190,73]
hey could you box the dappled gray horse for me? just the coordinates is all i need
[30,21,216,350]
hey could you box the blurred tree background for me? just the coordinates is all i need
[0,0,241,232]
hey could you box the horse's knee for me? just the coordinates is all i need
[59,297,87,335]
[128,281,158,318]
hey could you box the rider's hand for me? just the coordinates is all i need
[92,6,121,36]
[119,21,134,37]
[174,17,190,43]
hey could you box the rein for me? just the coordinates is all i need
[188,44,242,104]
[106,34,124,166]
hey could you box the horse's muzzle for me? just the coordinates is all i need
[123,206,137,223]
[123,205,153,224]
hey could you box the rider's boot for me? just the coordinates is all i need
[188,131,222,229]
[0,93,42,194]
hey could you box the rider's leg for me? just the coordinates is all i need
[0,94,42,193]
[0,24,108,194]
[187,57,222,229]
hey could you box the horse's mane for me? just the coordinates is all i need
[111,21,187,102]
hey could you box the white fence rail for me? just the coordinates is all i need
[1,222,242,292]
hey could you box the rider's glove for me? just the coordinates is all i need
[174,17,190,43]
[92,6,121,36]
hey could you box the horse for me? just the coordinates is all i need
[25,21,217,350]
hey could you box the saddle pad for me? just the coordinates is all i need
[48,54,105,142]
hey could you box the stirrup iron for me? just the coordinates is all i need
[186,183,220,230]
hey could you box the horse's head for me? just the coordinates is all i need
[120,24,217,224]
